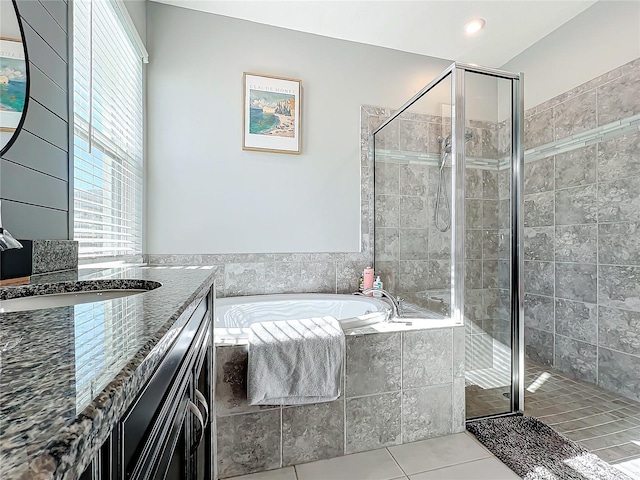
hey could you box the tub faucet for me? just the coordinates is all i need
[0,201,23,251]
[0,227,23,251]
[356,288,403,319]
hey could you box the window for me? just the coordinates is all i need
[73,0,146,259]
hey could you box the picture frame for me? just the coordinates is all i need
[243,72,302,154]
[0,37,27,133]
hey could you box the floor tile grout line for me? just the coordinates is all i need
[557,417,639,435]
[591,441,640,454]
[548,412,633,428]
[602,453,640,464]
[465,431,499,458]
[533,402,635,419]
[527,391,606,403]
[582,437,640,452]
[530,405,614,418]
[401,455,506,478]
[528,395,624,411]
[386,447,410,477]
[572,424,640,443]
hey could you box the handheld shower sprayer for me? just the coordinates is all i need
[433,131,474,232]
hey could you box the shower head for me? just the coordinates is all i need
[438,131,474,154]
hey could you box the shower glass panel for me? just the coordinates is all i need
[463,71,518,419]
[373,63,524,420]
[373,73,453,318]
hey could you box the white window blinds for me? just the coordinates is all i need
[73,0,144,259]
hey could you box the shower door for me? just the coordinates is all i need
[372,63,524,420]
[461,67,524,419]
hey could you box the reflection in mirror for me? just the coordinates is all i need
[0,0,29,156]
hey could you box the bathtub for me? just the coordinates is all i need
[214,293,391,343]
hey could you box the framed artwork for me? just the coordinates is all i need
[243,72,302,154]
[0,37,27,133]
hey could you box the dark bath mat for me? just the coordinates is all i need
[466,415,633,480]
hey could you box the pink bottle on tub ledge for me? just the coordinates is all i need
[363,267,375,295]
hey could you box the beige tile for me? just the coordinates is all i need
[295,448,404,480]
[614,458,640,479]
[593,442,640,463]
[409,457,519,480]
[388,433,490,475]
[581,427,640,451]
[229,467,297,480]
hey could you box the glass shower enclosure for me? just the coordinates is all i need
[372,63,524,419]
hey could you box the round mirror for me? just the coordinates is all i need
[0,0,29,156]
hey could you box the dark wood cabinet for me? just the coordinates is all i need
[81,289,214,480]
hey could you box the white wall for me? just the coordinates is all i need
[501,0,640,110]
[123,0,146,43]
[146,3,453,254]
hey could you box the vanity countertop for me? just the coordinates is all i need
[0,265,215,479]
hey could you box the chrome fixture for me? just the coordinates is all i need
[0,202,23,251]
[355,288,403,319]
[0,228,23,251]
[433,131,474,232]
[437,131,473,155]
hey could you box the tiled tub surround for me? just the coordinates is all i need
[145,106,379,296]
[0,266,215,479]
[522,57,640,401]
[214,325,465,478]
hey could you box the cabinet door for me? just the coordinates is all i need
[119,291,213,480]
[79,436,114,480]
[152,380,192,480]
[191,325,213,480]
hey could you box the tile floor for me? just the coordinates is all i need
[524,362,640,479]
[226,432,519,480]
[466,360,640,478]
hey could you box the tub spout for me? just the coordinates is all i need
[0,202,23,251]
[355,288,403,319]
[0,228,22,251]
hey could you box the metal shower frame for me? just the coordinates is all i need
[372,62,525,417]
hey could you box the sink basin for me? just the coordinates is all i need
[0,279,162,313]
[0,289,147,313]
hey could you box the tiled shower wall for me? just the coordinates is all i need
[464,152,507,372]
[522,57,640,401]
[146,106,380,295]
[372,110,453,315]
[372,110,504,371]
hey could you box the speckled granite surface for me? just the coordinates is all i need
[0,266,215,479]
[32,240,79,275]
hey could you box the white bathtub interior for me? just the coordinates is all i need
[214,293,452,344]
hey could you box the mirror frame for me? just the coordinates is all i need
[0,0,31,157]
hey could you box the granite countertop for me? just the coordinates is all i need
[0,265,216,479]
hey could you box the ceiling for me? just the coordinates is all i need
[150,0,598,67]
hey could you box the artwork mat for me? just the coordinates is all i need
[243,72,302,154]
[0,37,26,133]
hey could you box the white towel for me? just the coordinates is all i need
[247,316,345,406]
